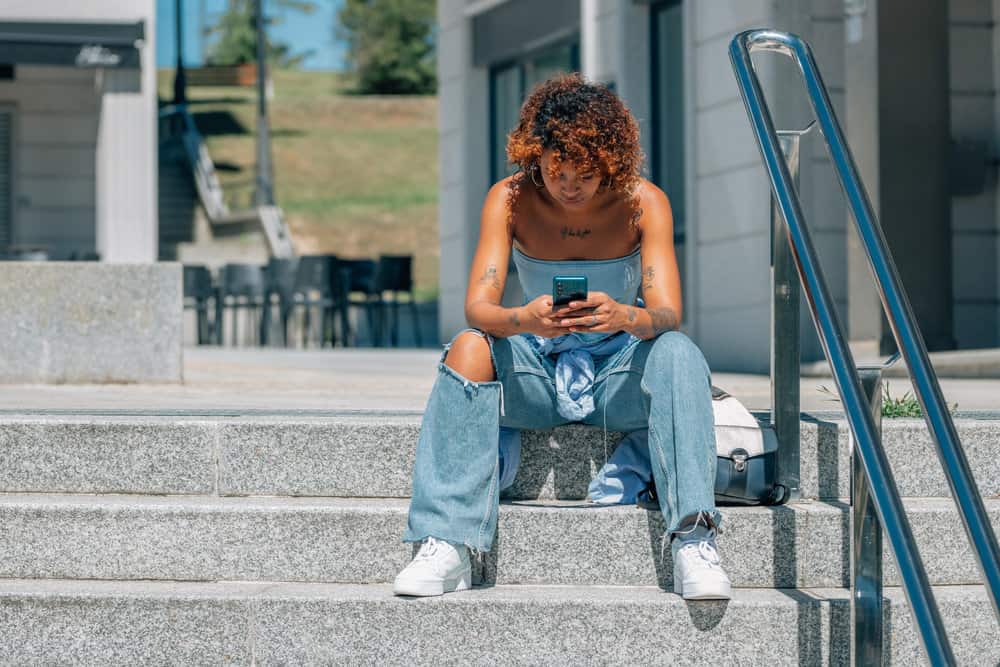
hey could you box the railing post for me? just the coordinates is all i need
[851,364,885,665]
[771,124,814,503]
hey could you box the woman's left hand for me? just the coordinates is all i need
[554,291,631,333]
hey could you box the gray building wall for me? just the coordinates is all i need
[1,0,158,263]
[437,0,1000,367]
[0,66,99,258]
[687,0,849,372]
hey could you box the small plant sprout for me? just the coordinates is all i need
[816,381,958,418]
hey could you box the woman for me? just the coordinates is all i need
[394,73,730,600]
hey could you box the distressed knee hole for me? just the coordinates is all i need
[444,331,496,382]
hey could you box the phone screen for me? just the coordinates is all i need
[553,275,587,307]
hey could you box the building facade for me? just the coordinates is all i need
[437,0,999,371]
[0,0,158,262]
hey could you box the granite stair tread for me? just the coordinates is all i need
[0,578,996,664]
[1,414,998,500]
[1,493,998,588]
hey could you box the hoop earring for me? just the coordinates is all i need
[530,164,544,188]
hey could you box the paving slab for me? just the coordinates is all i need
[1,346,998,412]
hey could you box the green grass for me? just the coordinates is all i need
[158,68,440,295]
[817,381,959,418]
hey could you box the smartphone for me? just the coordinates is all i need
[553,275,588,307]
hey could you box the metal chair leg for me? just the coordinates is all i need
[391,297,400,347]
[408,295,421,347]
[365,302,377,347]
[302,305,311,348]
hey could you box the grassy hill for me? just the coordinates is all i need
[158,69,439,299]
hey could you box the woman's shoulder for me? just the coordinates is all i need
[633,178,669,208]
[631,179,672,224]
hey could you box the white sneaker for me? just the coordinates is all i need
[672,529,732,600]
[393,536,472,597]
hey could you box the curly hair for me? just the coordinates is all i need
[504,72,645,228]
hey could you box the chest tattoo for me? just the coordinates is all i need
[560,226,592,241]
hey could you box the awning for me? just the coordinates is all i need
[0,21,144,69]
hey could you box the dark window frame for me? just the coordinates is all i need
[649,0,685,247]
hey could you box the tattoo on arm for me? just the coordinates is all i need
[508,309,521,329]
[478,264,502,291]
[627,308,637,323]
[648,307,680,334]
[642,266,655,293]
[630,206,644,227]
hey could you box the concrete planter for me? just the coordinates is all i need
[0,263,183,383]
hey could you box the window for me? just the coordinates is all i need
[0,107,12,253]
[650,1,686,295]
[489,40,580,183]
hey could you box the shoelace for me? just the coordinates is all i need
[679,539,722,568]
[415,538,442,561]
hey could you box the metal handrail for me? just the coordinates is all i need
[158,104,295,257]
[729,29,1000,663]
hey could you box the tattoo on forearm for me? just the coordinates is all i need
[642,266,655,293]
[560,226,592,240]
[627,308,637,323]
[649,307,679,334]
[509,309,521,329]
[478,264,501,291]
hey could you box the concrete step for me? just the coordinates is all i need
[1,494,998,589]
[0,579,996,665]
[1,414,998,500]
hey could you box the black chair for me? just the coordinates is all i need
[341,258,382,346]
[374,255,422,347]
[260,257,299,346]
[182,265,217,345]
[217,263,266,346]
[288,255,350,347]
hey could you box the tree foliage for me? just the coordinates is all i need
[207,0,318,67]
[336,0,437,95]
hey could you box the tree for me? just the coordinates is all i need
[336,0,437,95]
[207,0,318,67]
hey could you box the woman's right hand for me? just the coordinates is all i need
[517,295,565,338]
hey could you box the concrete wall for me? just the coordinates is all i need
[951,0,999,348]
[439,0,997,366]
[0,67,100,258]
[0,263,183,383]
[0,0,158,263]
[687,0,848,372]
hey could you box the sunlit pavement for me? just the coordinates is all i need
[1,346,997,415]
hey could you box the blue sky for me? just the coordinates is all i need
[156,0,346,71]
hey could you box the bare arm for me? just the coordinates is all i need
[625,185,683,340]
[463,180,524,338]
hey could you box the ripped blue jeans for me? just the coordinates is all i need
[401,328,721,560]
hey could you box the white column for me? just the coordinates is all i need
[95,0,157,262]
[437,0,489,341]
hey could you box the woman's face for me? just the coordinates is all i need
[538,149,602,210]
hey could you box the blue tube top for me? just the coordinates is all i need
[511,244,643,344]
[511,244,643,304]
